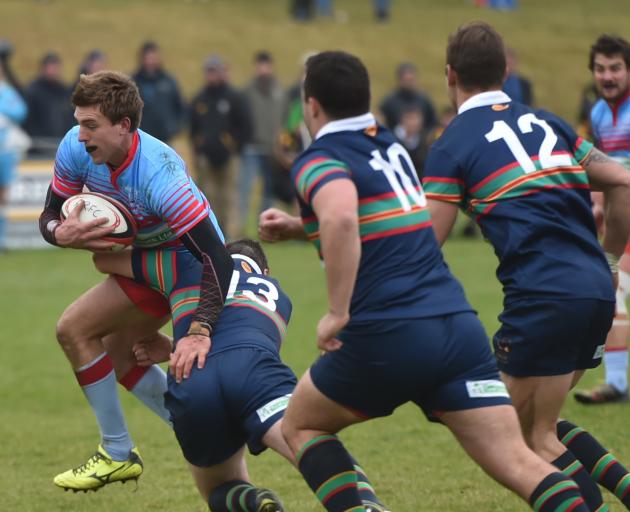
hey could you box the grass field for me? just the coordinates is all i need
[2,238,629,511]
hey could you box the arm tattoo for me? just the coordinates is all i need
[582,147,615,168]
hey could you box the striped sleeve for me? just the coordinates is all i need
[51,131,84,198]
[292,154,351,204]
[544,110,594,163]
[422,147,465,205]
[148,160,209,237]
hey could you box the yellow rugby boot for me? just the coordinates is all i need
[53,445,143,492]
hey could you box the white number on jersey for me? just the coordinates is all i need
[369,142,427,210]
[484,113,573,174]
[226,271,278,312]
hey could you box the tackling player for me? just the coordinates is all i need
[574,34,630,405]
[423,22,630,511]
[93,238,387,512]
[38,71,233,492]
[259,51,592,512]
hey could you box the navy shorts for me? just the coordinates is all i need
[165,345,297,467]
[310,312,511,420]
[493,298,615,377]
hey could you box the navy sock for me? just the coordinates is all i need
[297,435,366,512]
[552,450,605,511]
[529,472,589,512]
[209,480,258,511]
[558,420,630,509]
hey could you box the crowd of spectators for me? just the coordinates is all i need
[10,36,608,242]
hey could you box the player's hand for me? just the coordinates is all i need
[258,208,305,242]
[169,334,211,383]
[133,335,173,366]
[316,311,349,352]
[55,200,116,250]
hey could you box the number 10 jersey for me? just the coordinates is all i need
[291,113,472,326]
[423,91,613,304]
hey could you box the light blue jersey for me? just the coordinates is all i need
[52,127,223,247]
[591,91,630,168]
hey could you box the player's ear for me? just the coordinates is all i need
[263,268,269,276]
[446,65,457,87]
[119,116,132,135]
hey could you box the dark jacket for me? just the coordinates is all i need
[190,83,252,168]
[380,88,437,132]
[23,77,73,139]
[132,68,185,143]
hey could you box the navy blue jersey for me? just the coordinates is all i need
[291,113,472,324]
[213,254,292,353]
[423,91,613,303]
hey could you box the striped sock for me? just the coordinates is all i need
[297,435,366,512]
[75,353,133,461]
[209,480,258,511]
[529,472,589,512]
[349,456,386,510]
[552,450,606,511]
[119,364,171,426]
[558,420,630,509]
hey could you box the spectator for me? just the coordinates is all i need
[0,42,28,251]
[393,107,429,178]
[190,55,251,239]
[78,49,107,76]
[24,52,74,155]
[239,51,286,234]
[132,41,185,143]
[380,62,437,132]
[290,0,313,21]
[502,47,534,105]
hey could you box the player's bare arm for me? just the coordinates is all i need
[582,147,630,258]
[258,207,308,242]
[427,199,459,246]
[311,179,361,352]
[39,185,116,251]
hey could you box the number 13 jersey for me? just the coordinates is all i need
[291,113,472,325]
[423,91,613,303]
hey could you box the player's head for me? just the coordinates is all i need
[227,239,270,274]
[72,71,144,165]
[302,51,370,136]
[589,35,630,103]
[445,21,506,106]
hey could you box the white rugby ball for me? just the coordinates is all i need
[60,192,137,250]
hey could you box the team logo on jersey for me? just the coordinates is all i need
[492,104,510,111]
[364,125,378,137]
[241,261,253,273]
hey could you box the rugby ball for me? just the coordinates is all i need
[60,192,137,250]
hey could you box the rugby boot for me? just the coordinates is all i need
[53,445,143,492]
[254,488,285,512]
[574,383,630,404]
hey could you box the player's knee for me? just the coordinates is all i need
[55,311,80,349]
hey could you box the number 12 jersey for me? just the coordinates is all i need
[423,91,613,304]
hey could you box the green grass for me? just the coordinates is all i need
[2,240,629,511]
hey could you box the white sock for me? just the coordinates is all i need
[604,350,629,393]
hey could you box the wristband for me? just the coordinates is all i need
[187,320,211,337]
[605,252,620,274]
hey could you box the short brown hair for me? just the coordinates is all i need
[589,34,630,71]
[72,71,143,131]
[447,21,506,91]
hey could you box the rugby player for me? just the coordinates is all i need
[422,22,630,511]
[574,34,630,405]
[38,71,233,491]
[259,50,591,512]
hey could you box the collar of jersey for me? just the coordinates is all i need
[458,90,512,115]
[107,131,139,182]
[315,113,376,140]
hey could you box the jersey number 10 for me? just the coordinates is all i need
[485,113,573,173]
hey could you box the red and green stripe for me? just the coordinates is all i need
[532,481,581,512]
[142,250,177,294]
[302,191,431,249]
[574,137,594,163]
[169,286,200,325]
[225,292,287,339]
[295,157,350,202]
[423,176,465,204]
[614,474,630,500]
[315,471,359,505]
